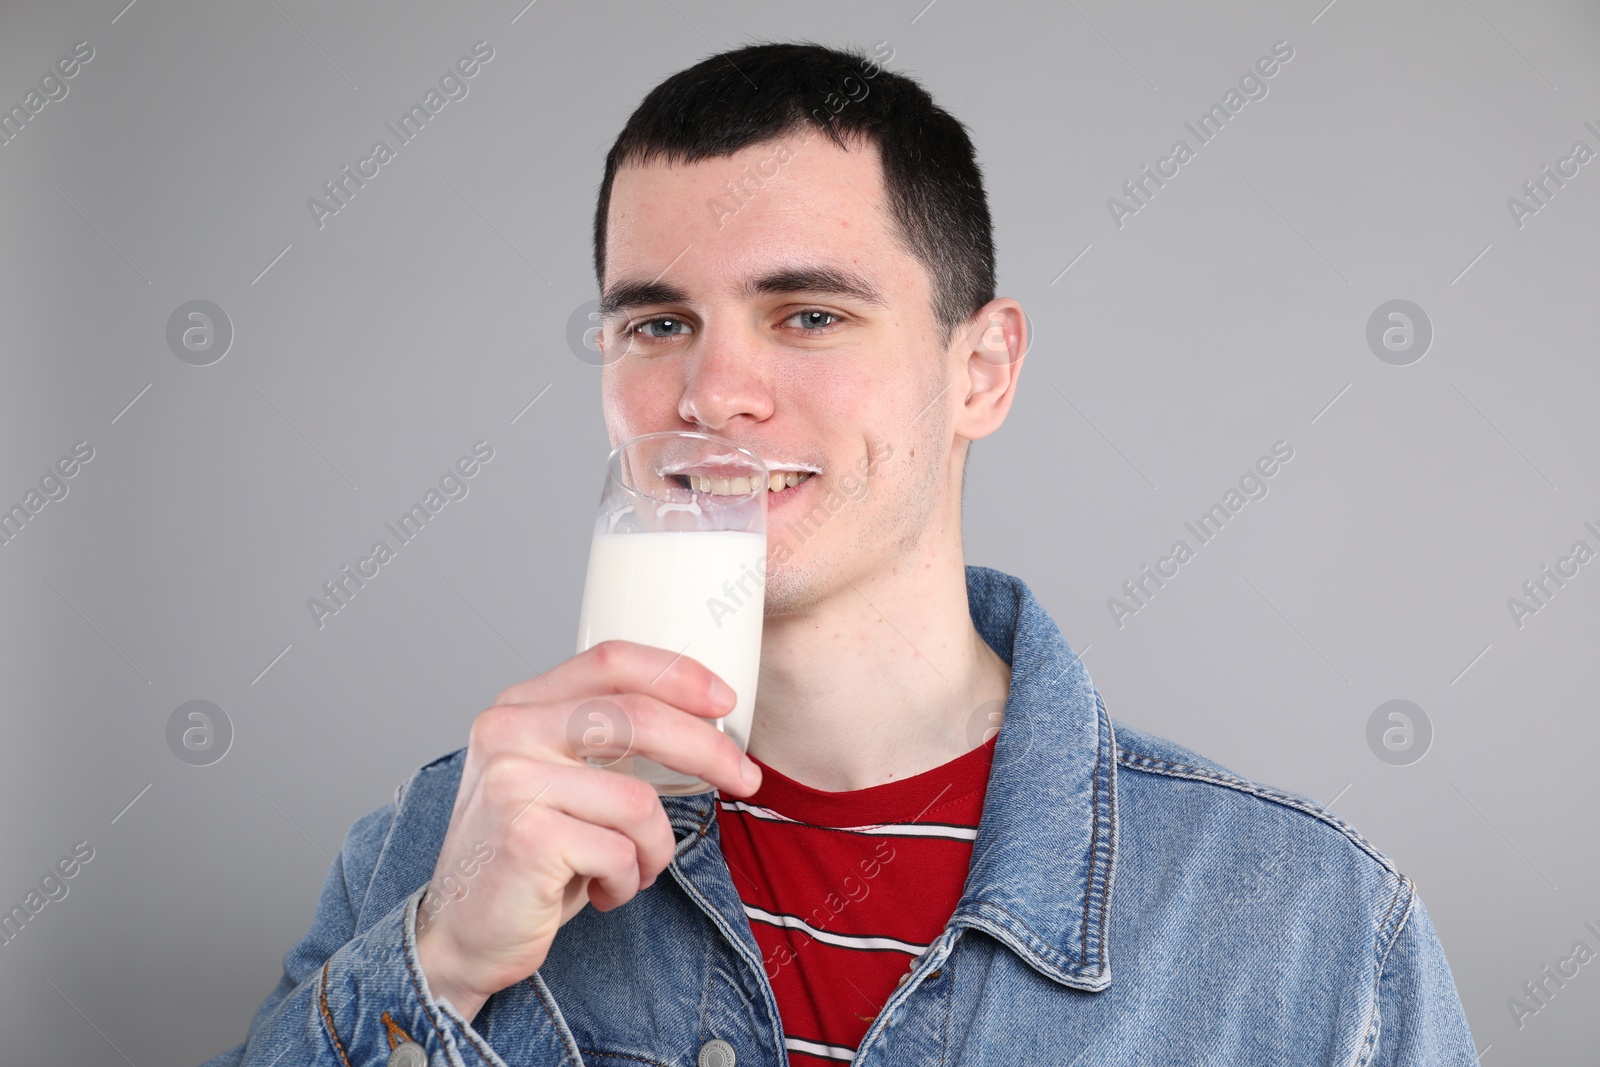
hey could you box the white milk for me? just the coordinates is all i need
[575,529,765,794]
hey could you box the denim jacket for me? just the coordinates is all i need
[202,565,1478,1066]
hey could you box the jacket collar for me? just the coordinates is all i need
[661,565,1117,992]
[947,564,1117,990]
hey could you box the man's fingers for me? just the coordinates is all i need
[473,692,756,798]
[488,759,677,886]
[512,805,646,912]
[496,640,736,719]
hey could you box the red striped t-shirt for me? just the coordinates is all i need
[715,733,998,1064]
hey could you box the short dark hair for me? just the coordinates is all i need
[593,40,996,348]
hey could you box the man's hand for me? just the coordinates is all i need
[413,640,762,1021]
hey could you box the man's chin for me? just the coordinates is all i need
[760,559,830,619]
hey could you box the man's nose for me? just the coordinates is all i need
[676,318,775,431]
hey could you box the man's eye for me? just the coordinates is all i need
[785,310,841,330]
[627,317,693,340]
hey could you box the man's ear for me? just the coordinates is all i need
[951,298,1028,443]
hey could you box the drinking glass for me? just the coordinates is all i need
[574,431,768,795]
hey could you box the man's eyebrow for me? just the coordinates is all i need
[599,280,689,319]
[598,265,888,318]
[739,266,888,309]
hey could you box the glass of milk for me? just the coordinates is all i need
[575,431,768,795]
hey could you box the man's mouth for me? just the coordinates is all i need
[669,471,816,495]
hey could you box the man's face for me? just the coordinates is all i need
[597,133,959,615]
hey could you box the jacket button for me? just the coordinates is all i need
[388,1041,427,1067]
[698,1038,737,1067]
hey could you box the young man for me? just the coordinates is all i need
[205,42,1478,1067]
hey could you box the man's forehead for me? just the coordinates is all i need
[601,137,909,310]
[606,137,887,239]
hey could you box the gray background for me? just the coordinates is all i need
[1,0,1595,1063]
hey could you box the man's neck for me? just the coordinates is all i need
[746,549,1012,793]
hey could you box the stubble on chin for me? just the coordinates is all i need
[761,545,830,617]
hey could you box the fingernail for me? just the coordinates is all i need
[711,678,737,710]
[741,758,761,791]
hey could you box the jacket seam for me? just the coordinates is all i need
[669,856,792,1051]
[942,688,1119,982]
[381,1009,415,1049]
[1113,746,1398,875]
[696,916,717,1051]
[400,908,506,1066]
[1088,698,1117,977]
[975,695,1114,980]
[352,808,395,929]
[1081,701,1103,969]
[358,755,452,924]
[318,960,356,1067]
[939,936,956,1066]
[964,900,1085,975]
[1372,875,1412,968]
[575,1050,673,1066]
[518,976,585,1067]
[1102,714,1121,973]
[1351,876,1416,1067]
[399,930,452,1050]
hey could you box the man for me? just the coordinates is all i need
[205,41,1478,1066]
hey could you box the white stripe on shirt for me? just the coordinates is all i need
[741,903,930,956]
[719,799,977,841]
[785,1035,857,1061]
